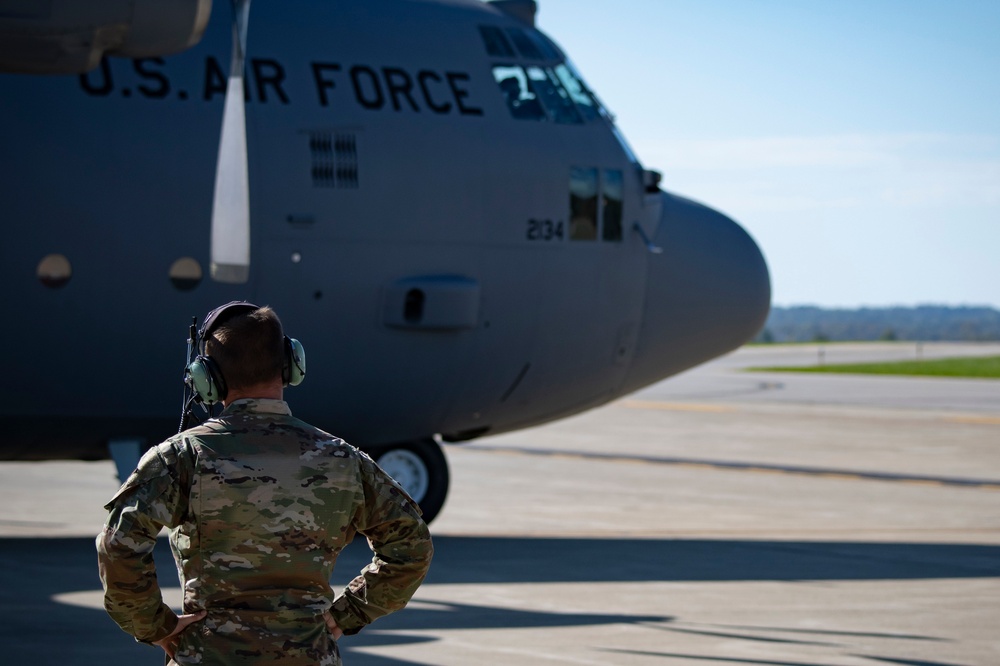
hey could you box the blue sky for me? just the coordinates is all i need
[537,0,1000,309]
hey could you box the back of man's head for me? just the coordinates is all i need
[205,306,285,391]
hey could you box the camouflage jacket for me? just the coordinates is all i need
[96,399,433,665]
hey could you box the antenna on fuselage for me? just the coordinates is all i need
[210,0,252,284]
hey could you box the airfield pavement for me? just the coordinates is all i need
[1,342,998,665]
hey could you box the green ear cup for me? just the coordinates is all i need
[285,337,306,387]
[185,356,226,404]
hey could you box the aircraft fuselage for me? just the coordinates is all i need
[0,0,770,464]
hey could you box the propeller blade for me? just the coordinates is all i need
[210,0,252,284]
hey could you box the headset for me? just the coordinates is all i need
[179,301,306,430]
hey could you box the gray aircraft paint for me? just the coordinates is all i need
[0,0,769,517]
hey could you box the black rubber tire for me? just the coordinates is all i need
[372,438,449,524]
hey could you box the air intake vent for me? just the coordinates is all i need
[309,131,359,189]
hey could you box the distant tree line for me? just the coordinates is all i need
[754,306,1000,343]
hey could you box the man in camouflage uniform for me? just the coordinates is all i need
[97,303,433,664]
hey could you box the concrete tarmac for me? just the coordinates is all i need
[2,342,998,665]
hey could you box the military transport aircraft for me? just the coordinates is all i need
[0,0,770,522]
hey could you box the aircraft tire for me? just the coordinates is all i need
[372,438,449,524]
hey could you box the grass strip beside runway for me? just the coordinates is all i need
[746,355,1000,379]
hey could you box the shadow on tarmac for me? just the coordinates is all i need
[1,535,996,665]
[418,535,1000,583]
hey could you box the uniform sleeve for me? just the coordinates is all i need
[329,452,433,635]
[95,439,192,643]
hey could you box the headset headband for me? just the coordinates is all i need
[199,301,260,347]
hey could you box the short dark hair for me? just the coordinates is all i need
[205,306,285,389]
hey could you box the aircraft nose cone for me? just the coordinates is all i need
[622,192,771,392]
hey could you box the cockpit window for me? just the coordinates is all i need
[493,66,545,120]
[526,66,582,124]
[570,167,599,241]
[479,26,516,58]
[505,27,545,60]
[568,168,626,242]
[602,169,624,241]
[493,65,584,124]
[483,27,608,127]
[554,64,599,122]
